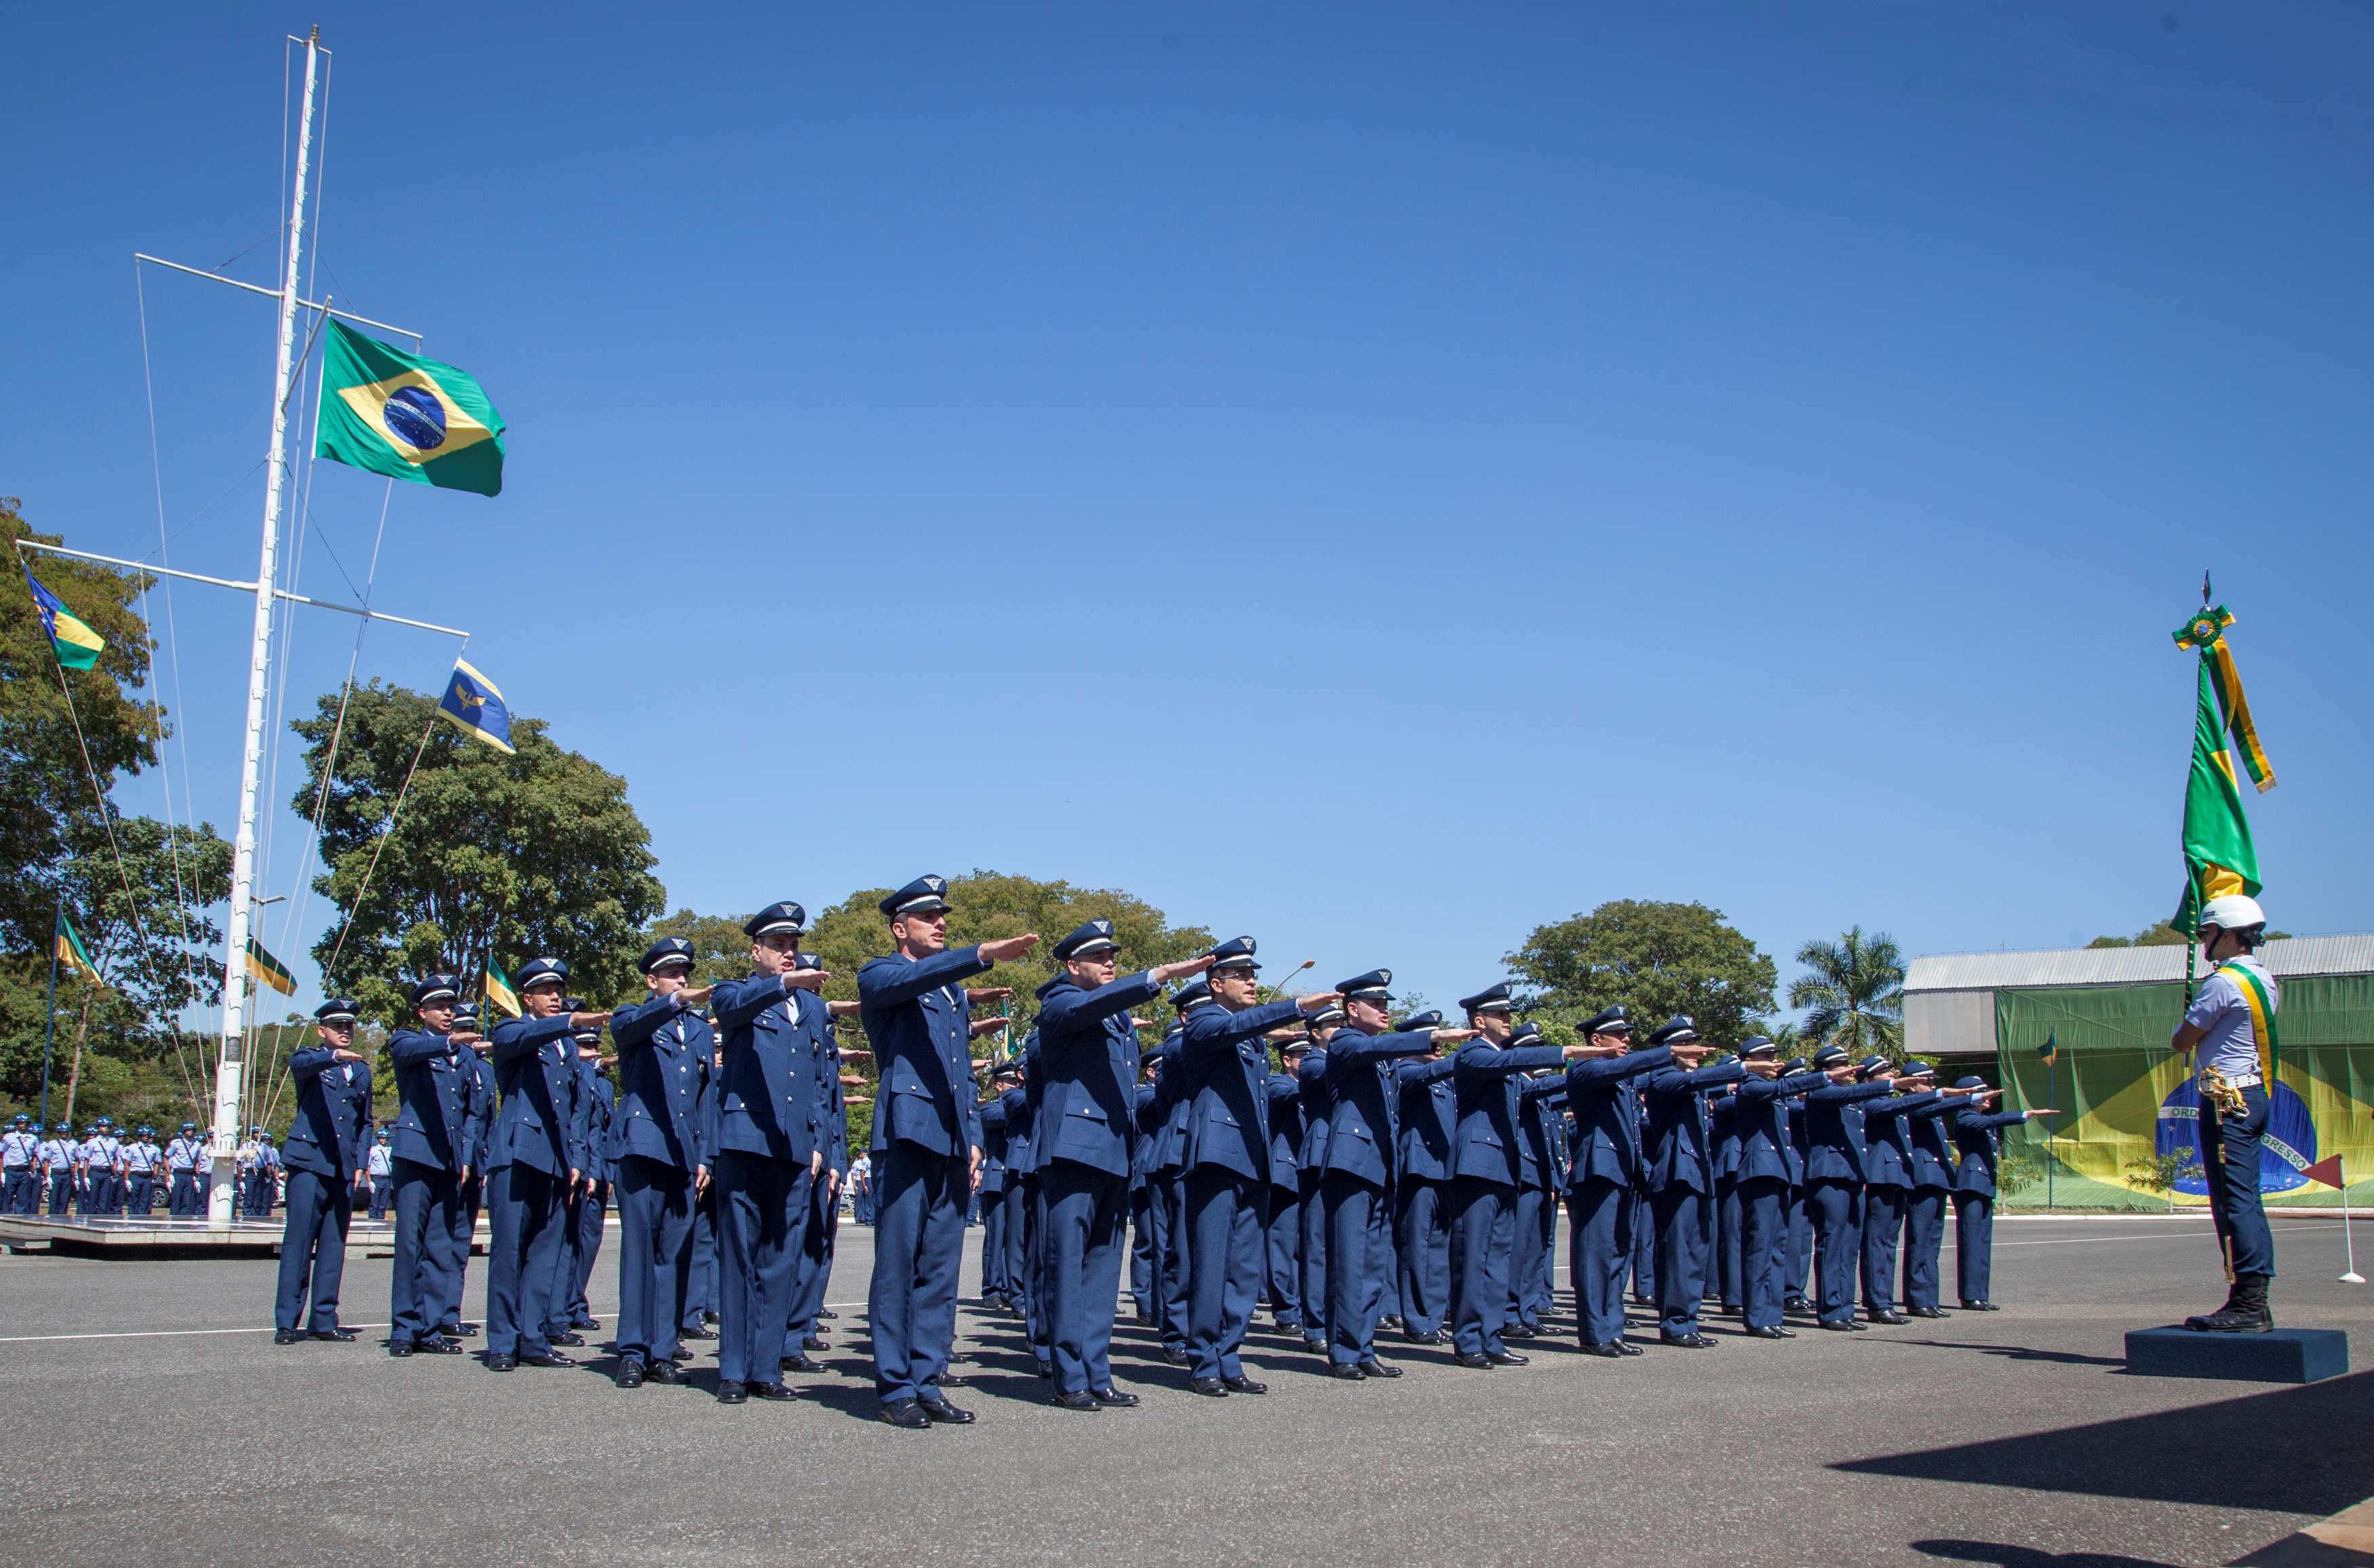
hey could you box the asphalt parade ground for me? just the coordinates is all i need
[0,1214,2365,1568]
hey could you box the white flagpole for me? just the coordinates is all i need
[2343,1156,2365,1285]
[209,27,322,1229]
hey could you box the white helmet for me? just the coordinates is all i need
[2200,893,2268,937]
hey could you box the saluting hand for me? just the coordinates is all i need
[568,1011,611,1030]
[677,984,715,1008]
[969,1017,1009,1038]
[783,966,830,993]
[978,935,1040,964]
[966,985,1016,1004]
[1155,954,1218,984]
[1429,1027,1480,1045]
[332,1048,368,1064]
[1296,992,1346,1015]
[1562,1041,1624,1060]
[1743,1057,1782,1080]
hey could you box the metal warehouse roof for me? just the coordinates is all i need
[1905,934,2374,994]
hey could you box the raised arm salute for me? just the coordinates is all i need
[861,875,1040,1429]
[604,937,714,1389]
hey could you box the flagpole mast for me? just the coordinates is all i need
[208,26,322,1230]
[39,898,62,1131]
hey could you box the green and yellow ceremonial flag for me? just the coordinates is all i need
[244,936,297,997]
[21,562,105,671]
[2172,634,2264,938]
[315,319,507,497]
[2174,598,2276,793]
[54,913,103,986]
[483,958,522,1019]
[2037,1029,2057,1066]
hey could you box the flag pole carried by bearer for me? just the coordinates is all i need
[2171,573,2274,1007]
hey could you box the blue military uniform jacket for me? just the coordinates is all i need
[462,1050,498,1173]
[282,1048,374,1181]
[389,1027,475,1173]
[997,1084,1036,1181]
[1322,1027,1438,1188]
[1709,1093,1742,1183]
[857,947,993,1158]
[1515,1075,1565,1191]
[709,975,823,1166]
[1449,1040,1563,1187]
[1296,1048,1334,1175]
[978,1100,1009,1195]
[1034,969,1165,1179]
[489,1014,585,1178]
[1951,1105,2028,1196]
[1395,1056,1458,1182]
[1906,1101,1960,1190]
[1733,1071,1828,1185]
[581,1065,617,1181]
[1861,1091,1943,1189]
[1559,1046,1674,1188]
[607,994,713,1172]
[1182,998,1304,1183]
[1642,1059,1747,1195]
[1264,1073,1304,1185]
[1129,1083,1163,1183]
[1801,1079,1896,1183]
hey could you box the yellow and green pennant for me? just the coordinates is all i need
[244,936,297,997]
[54,913,104,986]
[315,319,507,497]
[483,958,522,1019]
[2173,652,2263,937]
[21,562,105,671]
[2173,597,2276,793]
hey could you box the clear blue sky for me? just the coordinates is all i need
[5,4,2369,1021]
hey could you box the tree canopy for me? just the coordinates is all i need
[1504,899,1776,1051]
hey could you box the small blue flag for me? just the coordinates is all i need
[436,659,513,753]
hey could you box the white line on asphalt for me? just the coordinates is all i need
[0,1304,878,1345]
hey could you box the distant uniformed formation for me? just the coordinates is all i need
[245,873,2090,1422]
[1,1113,191,1217]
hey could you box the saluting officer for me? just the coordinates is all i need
[1561,1007,1667,1355]
[439,1001,498,1341]
[785,952,857,1369]
[1853,1056,1959,1326]
[387,975,475,1357]
[2173,893,2280,1333]
[859,876,1038,1429]
[1033,920,1214,1409]
[1321,971,1473,1379]
[165,1122,203,1217]
[1801,1045,1895,1331]
[1178,937,1325,1399]
[1145,991,1201,1365]
[606,937,716,1388]
[484,958,610,1371]
[1295,1002,1344,1356]
[1127,1056,1163,1325]
[273,998,374,1345]
[1730,1038,1825,1337]
[1262,1031,1310,1336]
[1639,1018,1747,1348]
[2,1114,39,1215]
[1949,1077,2048,1312]
[1899,1062,1960,1320]
[556,1006,613,1335]
[977,1076,1013,1308]
[1506,1029,1570,1339]
[1391,1015,1458,1348]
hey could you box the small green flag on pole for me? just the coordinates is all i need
[21,562,105,670]
[54,913,104,986]
[2037,1029,2057,1065]
[483,959,521,1019]
[315,319,507,496]
[244,936,297,997]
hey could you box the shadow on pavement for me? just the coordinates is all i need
[1894,1339,2130,1368]
[1910,1540,2186,1567]
[1839,1371,2374,1518]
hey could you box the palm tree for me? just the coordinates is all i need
[1751,1019,1802,1057]
[1788,926,1906,1060]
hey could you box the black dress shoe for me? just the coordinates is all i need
[1907,1306,1948,1319]
[646,1360,687,1384]
[1577,1341,1625,1358]
[702,1311,720,1324]
[1455,1352,1496,1369]
[1036,1361,1054,1379]
[1866,1309,1909,1326]
[438,1322,480,1338]
[939,1373,969,1388]
[1616,1339,1644,1356]
[486,1352,518,1371]
[519,1351,577,1368]
[1486,1350,1530,1366]
[1051,1389,1103,1410]
[802,1334,828,1350]
[309,1326,357,1341]
[1660,1333,1715,1349]
[1222,1375,1267,1394]
[1273,1318,1303,1335]
[386,1339,413,1356]
[1960,1300,1999,1312]
[1160,1344,1190,1367]
[716,1380,749,1404]
[1356,1358,1401,1377]
[273,1329,308,1346]
[1503,1323,1539,1340]
[1133,1312,1157,1327]
[1816,1318,1865,1332]
[1190,1376,1230,1396]
[616,1360,645,1388]
[1329,1361,1367,1380]
[1380,1314,1405,1331]
[880,1398,929,1428]
[1403,1328,1449,1346]
[680,1326,717,1340]
[816,1308,837,1320]
[547,1332,586,1348]
[572,1317,601,1331]
[1302,1339,1327,1356]
[1091,1387,1140,1407]
[415,1335,463,1354]
[780,1353,824,1374]
[1783,1298,1808,1313]
[750,1381,797,1401]
[917,1394,973,1424]
[1745,1325,1790,1339]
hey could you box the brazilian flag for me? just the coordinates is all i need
[21,563,105,670]
[315,320,507,496]
[483,958,522,1020]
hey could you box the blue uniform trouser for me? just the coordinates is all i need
[1150,1168,1190,1348]
[1651,1185,1712,1339]
[1297,1167,1329,1344]
[1861,1183,1907,1312]
[1510,1185,1553,1326]
[998,1178,1032,1337]
[1128,1180,1156,1314]
[545,1180,591,1333]
[1952,1191,1993,1302]
[1903,1185,1949,1312]
[439,1172,481,1331]
[168,1171,195,1215]
[367,1177,391,1219]
[2,1171,26,1213]
[787,1178,838,1343]
[486,1162,568,1358]
[1447,1174,1516,1356]
[1394,1175,1449,1335]
[1045,1160,1129,1393]
[2206,1084,2276,1279]
[567,1178,608,1321]
[1738,1176,1791,1330]
[682,1185,717,1330]
[977,1182,1007,1298]
[1028,1177,1053,1360]
[273,1168,353,1331]
[47,1173,71,1215]
[716,1150,810,1388]
[1809,1177,1863,1323]
[1184,1164,1262,1382]
[614,1154,693,1368]
[389,1158,461,1347]
[1785,1183,1812,1303]
[1715,1175,1743,1309]
[867,1142,967,1407]
[1570,1177,1635,1344]
[1629,1185,1657,1297]
[1265,1181,1302,1325]
[1322,1170,1393,1365]
[127,1175,155,1214]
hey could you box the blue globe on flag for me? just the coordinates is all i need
[2156,1074,2316,1196]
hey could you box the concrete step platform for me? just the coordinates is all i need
[2124,1325,2350,1384]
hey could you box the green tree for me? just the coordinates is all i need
[2090,919,2289,948]
[292,680,665,1025]
[1788,926,1906,1061]
[0,501,171,954]
[1504,899,1777,1052]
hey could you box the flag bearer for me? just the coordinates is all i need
[2171,895,2284,1331]
[1949,1080,2048,1312]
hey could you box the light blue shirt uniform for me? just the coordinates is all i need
[2185,958,2277,1081]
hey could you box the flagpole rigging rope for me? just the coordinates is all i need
[319,707,445,985]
